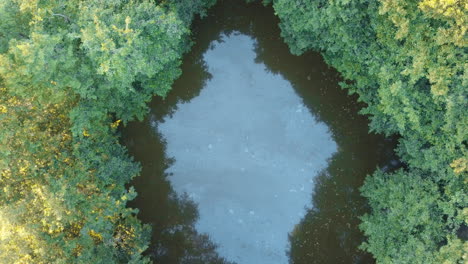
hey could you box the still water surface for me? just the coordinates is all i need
[159,33,336,263]
[123,1,397,263]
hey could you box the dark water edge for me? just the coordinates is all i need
[122,1,399,263]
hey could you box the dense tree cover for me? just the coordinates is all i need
[1,0,466,263]
[270,0,467,262]
[0,0,214,262]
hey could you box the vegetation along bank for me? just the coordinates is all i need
[0,0,466,263]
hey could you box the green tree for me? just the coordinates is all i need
[271,0,467,262]
[0,0,216,262]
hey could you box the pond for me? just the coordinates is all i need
[122,1,398,263]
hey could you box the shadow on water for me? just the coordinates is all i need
[122,0,399,263]
[123,124,232,263]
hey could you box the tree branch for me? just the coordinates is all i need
[52,13,71,23]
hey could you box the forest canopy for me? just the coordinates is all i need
[0,0,466,263]
[271,0,467,262]
[0,0,214,262]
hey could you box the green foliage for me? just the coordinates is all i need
[0,1,31,53]
[1,0,465,262]
[0,0,215,262]
[271,0,467,262]
[163,0,217,24]
[0,87,151,263]
[74,0,190,123]
[360,170,461,263]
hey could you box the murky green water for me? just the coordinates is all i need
[122,1,398,263]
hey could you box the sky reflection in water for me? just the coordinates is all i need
[156,33,337,264]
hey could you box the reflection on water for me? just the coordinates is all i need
[158,33,336,263]
[122,1,398,263]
